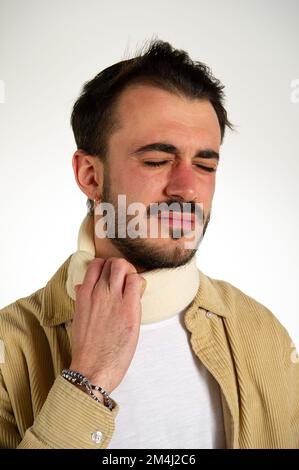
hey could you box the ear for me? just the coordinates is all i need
[72,149,104,200]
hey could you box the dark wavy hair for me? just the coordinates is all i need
[71,39,233,215]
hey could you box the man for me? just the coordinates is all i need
[0,40,298,449]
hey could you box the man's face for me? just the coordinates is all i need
[96,84,221,271]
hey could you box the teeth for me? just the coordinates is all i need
[160,213,193,221]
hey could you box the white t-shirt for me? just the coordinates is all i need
[108,309,226,449]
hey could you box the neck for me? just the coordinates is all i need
[66,214,201,324]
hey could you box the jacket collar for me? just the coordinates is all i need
[40,254,230,327]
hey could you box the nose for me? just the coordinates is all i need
[164,160,198,202]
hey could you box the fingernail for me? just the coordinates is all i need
[140,276,147,296]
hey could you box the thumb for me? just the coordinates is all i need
[74,284,82,295]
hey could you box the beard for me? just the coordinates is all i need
[98,166,211,271]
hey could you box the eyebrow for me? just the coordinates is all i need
[130,142,220,161]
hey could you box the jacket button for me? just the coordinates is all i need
[206,311,214,319]
[91,430,103,444]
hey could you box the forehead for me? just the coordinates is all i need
[110,84,221,148]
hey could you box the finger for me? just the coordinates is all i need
[81,258,106,294]
[74,284,82,294]
[140,276,147,298]
[123,273,146,304]
[109,258,137,296]
[94,258,112,292]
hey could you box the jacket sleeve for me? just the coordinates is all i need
[282,328,299,448]
[0,370,119,449]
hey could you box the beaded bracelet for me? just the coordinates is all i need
[61,369,113,411]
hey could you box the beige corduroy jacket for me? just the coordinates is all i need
[0,254,298,449]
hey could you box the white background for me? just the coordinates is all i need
[0,0,298,347]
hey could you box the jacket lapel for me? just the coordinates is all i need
[183,271,240,448]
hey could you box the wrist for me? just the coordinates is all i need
[72,382,105,404]
[62,368,114,411]
[69,363,113,394]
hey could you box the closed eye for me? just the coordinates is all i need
[143,161,216,173]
